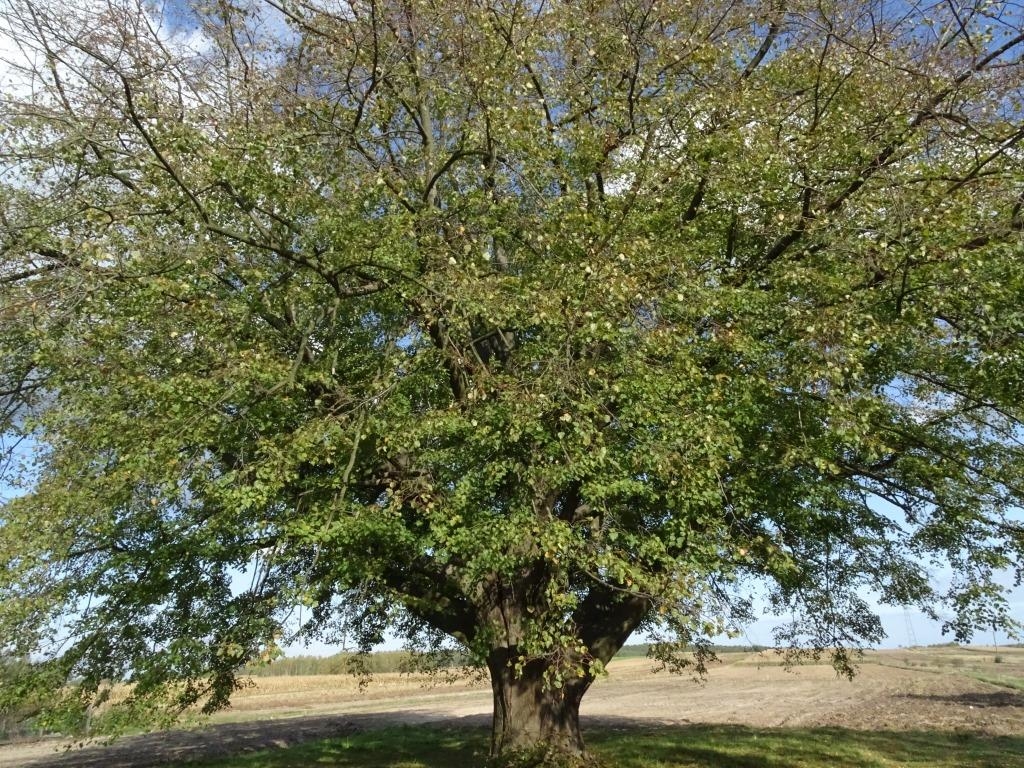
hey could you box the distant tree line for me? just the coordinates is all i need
[242,644,768,677]
[242,649,470,677]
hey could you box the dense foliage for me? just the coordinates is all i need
[2,0,1023,761]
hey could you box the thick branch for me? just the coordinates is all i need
[742,6,785,79]
[575,587,650,664]
[382,560,477,643]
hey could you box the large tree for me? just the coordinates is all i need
[1,0,1023,762]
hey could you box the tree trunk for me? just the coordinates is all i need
[487,648,593,765]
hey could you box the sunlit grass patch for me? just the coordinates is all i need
[588,724,1024,768]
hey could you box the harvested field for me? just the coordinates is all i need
[2,646,1022,767]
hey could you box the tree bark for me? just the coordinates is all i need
[482,591,651,764]
[486,648,592,764]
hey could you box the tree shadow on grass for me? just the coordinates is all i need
[11,716,1024,768]
[587,722,1024,768]
[13,714,489,768]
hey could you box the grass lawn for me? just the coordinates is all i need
[182,723,1024,768]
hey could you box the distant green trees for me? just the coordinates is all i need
[241,644,767,677]
[243,649,469,677]
[0,657,41,740]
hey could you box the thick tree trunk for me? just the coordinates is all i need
[487,648,593,764]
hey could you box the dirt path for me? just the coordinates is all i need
[2,656,1022,768]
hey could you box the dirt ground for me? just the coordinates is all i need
[2,649,1022,768]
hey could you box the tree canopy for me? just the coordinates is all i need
[1,0,1023,762]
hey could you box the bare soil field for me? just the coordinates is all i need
[2,646,1021,768]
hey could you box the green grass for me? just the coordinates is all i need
[184,726,483,767]
[968,673,1024,692]
[590,725,1024,768]
[179,724,1024,768]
